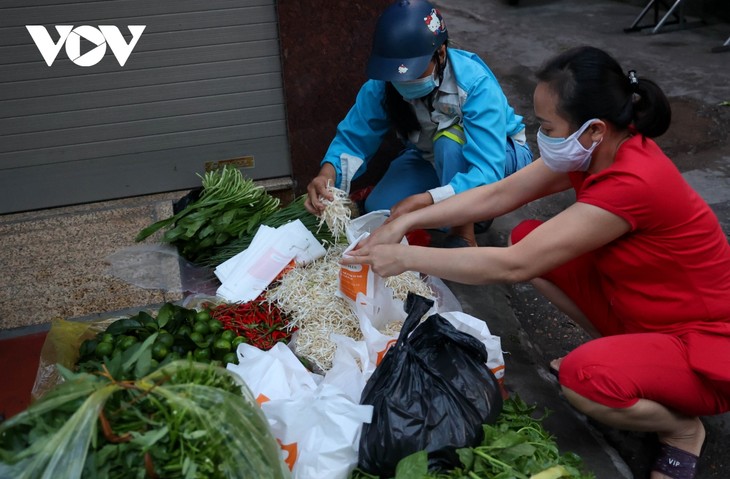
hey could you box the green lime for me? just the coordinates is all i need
[95,341,114,358]
[171,344,187,355]
[157,332,175,348]
[223,352,238,365]
[214,338,232,353]
[232,336,247,347]
[151,343,169,361]
[189,331,204,345]
[101,333,114,343]
[195,310,212,322]
[208,319,223,333]
[149,359,160,370]
[177,324,192,338]
[167,352,181,361]
[193,348,211,362]
[193,321,210,336]
[120,336,138,350]
[220,329,236,342]
[80,339,98,358]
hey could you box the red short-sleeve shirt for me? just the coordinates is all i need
[568,135,730,335]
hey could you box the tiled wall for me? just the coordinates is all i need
[277,0,401,196]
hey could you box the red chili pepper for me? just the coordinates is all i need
[209,293,295,350]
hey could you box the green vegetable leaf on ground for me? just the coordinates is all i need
[350,395,594,479]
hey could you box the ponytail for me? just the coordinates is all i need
[632,77,671,138]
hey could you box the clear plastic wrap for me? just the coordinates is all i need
[2,361,290,479]
[105,243,219,295]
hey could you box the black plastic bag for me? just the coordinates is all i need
[358,293,503,477]
[172,187,203,215]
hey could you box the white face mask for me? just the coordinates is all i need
[537,119,602,172]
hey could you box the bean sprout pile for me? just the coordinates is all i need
[266,245,433,371]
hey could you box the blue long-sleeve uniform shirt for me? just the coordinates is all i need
[321,49,526,199]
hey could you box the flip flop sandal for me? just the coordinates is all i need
[652,442,702,479]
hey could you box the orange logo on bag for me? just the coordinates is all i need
[277,440,298,470]
[489,366,508,399]
[256,393,270,405]
[339,263,370,301]
[275,259,297,281]
[376,339,397,366]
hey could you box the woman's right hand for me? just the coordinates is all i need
[304,164,337,215]
[358,215,410,249]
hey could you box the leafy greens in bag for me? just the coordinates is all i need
[0,361,289,479]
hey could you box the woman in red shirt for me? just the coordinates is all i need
[342,46,730,479]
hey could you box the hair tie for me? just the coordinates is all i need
[628,70,639,90]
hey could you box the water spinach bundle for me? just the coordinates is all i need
[135,166,280,264]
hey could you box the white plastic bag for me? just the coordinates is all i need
[227,342,373,479]
[345,209,392,244]
[227,343,320,403]
[322,334,370,403]
[215,220,326,302]
[264,384,373,479]
[353,287,407,378]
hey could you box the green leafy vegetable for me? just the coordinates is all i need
[350,395,594,479]
[135,166,281,264]
[0,361,288,479]
[204,195,336,267]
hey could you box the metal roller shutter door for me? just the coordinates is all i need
[0,0,291,214]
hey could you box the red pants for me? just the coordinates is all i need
[511,220,730,416]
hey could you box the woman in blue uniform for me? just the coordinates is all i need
[304,0,532,247]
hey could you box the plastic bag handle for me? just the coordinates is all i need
[396,293,435,345]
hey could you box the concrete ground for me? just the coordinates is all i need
[436,0,730,478]
[0,0,728,478]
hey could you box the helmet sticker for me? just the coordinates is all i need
[398,64,409,74]
[424,8,446,35]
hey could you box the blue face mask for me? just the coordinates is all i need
[392,72,439,100]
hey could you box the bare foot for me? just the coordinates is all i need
[549,357,564,373]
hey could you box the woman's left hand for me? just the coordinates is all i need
[388,192,433,221]
[340,243,408,278]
